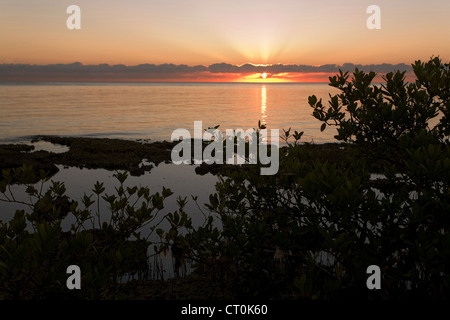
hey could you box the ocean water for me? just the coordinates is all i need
[0,82,343,279]
[0,82,339,144]
[0,82,345,278]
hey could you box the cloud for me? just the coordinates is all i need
[0,62,413,82]
[207,62,411,74]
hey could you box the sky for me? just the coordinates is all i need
[1,0,449,82]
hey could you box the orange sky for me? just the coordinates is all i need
[1,0,449,82]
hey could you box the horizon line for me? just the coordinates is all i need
[0,61,415,83]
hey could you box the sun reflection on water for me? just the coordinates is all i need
[261,85,267,125]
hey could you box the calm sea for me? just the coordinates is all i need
[0,82,341,278]
[0,82,339,144]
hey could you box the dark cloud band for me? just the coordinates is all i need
[0,62,412,81]
[0,62,412,74]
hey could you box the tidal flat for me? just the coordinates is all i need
[0,136,407,299]
[0,135,363,177]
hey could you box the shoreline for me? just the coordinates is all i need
[0,135,352,180]
[1,135,448,300]
[0,136,177,179]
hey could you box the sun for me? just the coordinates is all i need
[237,72,291,83]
